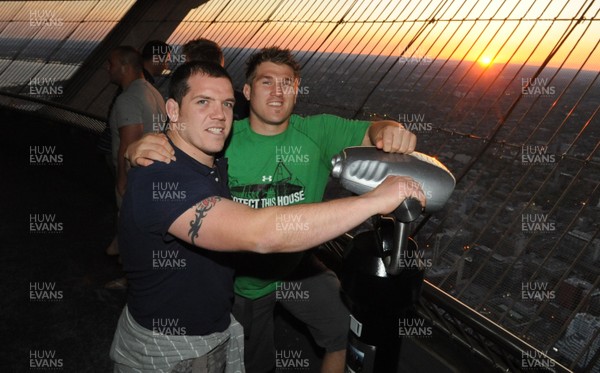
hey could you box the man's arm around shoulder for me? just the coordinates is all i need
[117,124,144,196]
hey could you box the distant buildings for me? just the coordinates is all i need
[554,313,600,372]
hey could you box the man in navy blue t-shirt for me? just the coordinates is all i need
[109,61,426,372]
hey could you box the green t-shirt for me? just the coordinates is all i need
[225,114,371,299]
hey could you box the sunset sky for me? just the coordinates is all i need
[1,0,599,71]
[163,0,600,71]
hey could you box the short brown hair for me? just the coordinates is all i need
[245,47,300,84]
[183,39,224,65]
[168,61,232,107]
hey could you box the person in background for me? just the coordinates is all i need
[103,46,166,289]
[103,41,170,258]
[141,39,171,98]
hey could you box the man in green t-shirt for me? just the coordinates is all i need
[128,47,417,373]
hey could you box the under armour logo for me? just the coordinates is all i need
[262,175,273,182]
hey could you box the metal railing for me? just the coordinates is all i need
[0,91,105,133]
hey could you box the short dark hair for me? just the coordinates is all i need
[111,46,143,72]
[245,47,300,84]
[142,40,170,62]
[169,61,233,107]
[183,39,223,65]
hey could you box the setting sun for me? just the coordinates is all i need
[478,56,493,67]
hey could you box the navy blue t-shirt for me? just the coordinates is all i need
[119,140,234,336]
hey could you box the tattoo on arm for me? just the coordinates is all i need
[188,196,221,245]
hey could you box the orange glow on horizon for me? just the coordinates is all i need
[478,56,494,68]
[0,0,597,72]
[179,0,598,72]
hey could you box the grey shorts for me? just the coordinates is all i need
[232,256,349,372]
